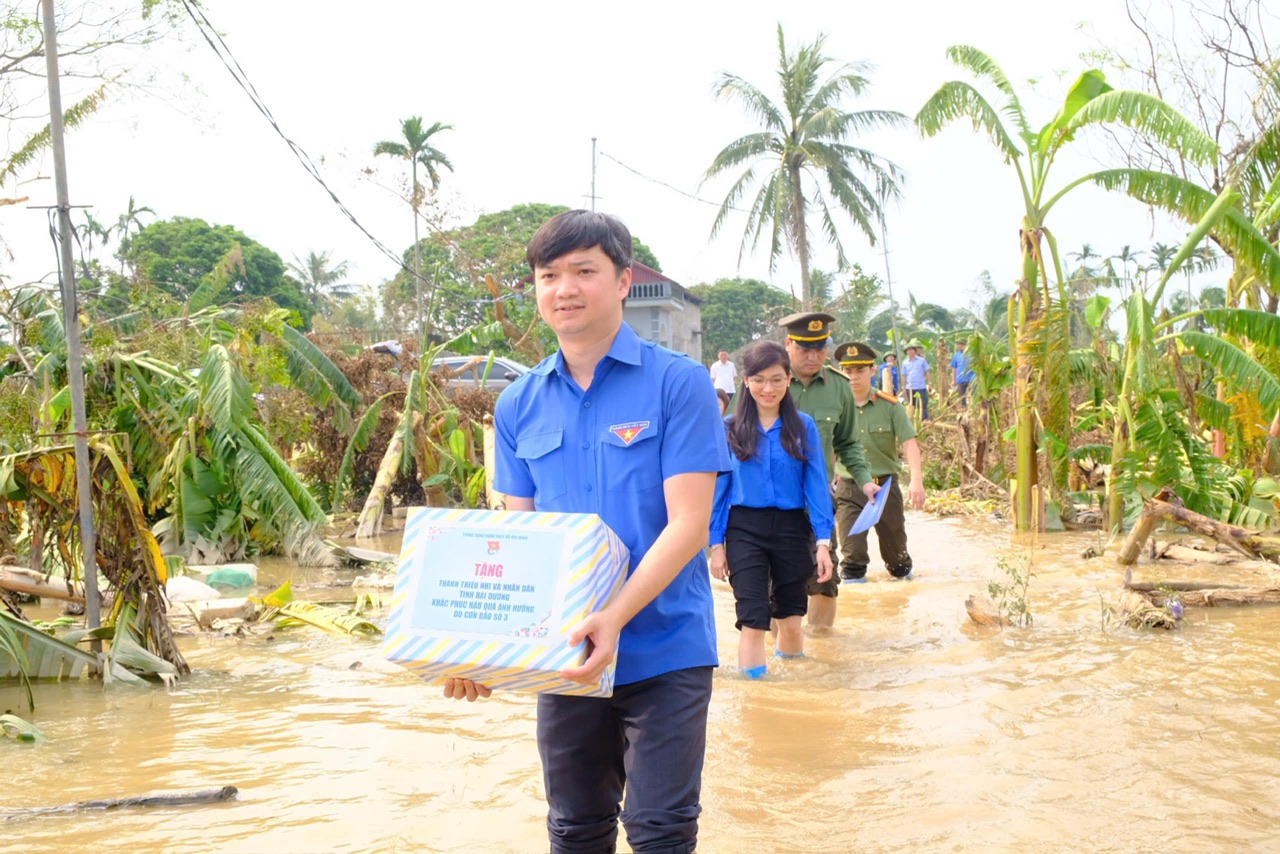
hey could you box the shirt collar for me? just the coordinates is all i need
[793,369,827,387]
[530,321,644,378]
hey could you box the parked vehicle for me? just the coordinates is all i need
[430,354,528,392]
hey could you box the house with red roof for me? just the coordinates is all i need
[623,261,702,361]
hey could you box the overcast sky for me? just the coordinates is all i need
[2,0,1227,315]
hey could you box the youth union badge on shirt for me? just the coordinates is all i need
[609,421,651,446]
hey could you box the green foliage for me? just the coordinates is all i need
[688,277,791,357]
[332,393,395,508]
[278,324,362,434]
[0,612,32,711]
[705,24,906,307]
[120,217,313,327]
[988,554,1034,628]
[0,713,46,744]
[385,202,664,347]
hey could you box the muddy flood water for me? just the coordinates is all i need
[5,514,1280,853]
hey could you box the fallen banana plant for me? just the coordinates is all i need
[0,713,46,744]
[251,580,380,636]
[271,601,380,637]
[0,439,188,680]
[0,611,99,710]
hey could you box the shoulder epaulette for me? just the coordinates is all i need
[875,390,898,403]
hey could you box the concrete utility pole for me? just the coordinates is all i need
[879,212,904,377]
[41,0,101,633]
[589,137,599,211]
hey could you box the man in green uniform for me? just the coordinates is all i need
[779,312,877,627]
[832,341,926,582]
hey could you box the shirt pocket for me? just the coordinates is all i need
[515,428,567,502]
[601,423,663,491]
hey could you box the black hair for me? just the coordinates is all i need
[526,210,633,275]
[727,340,808,463]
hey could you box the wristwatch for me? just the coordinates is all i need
[709,543,723,551]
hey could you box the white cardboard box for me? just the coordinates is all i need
[382,507,629,697]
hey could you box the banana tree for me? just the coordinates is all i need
[0,439,188,681]
[1108,176,1280,529]
[918,47,1219,530]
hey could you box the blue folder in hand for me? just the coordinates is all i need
[848,476,892,535]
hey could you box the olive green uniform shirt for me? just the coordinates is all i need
[836,390,917,479]
[790,365,871,488]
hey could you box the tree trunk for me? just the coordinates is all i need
[1116,505,1161,565]
[789,162,813,310]
[482,414,506,511]
[411,160,425,340]
[0,566,85,602]
[354,422,408,539]
[1116,492,1280,565]
[1013,224,1040,531]
[1212,379,1227,458]
[1143,587,1280,607]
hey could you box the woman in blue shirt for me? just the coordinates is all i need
[708,339,834,678]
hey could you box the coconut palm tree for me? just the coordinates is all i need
[289,250,355,315]
[74,211,112,269]
[373,117,453,336]
[1110,245,1145,298]
[704,25,906,309]
[917,46,1227,530]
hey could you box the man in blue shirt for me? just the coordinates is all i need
[950,339,975,407]
[444,210,729,854]
[902,338,932,421]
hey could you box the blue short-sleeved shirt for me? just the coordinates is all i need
[951,350,975,383]
[709,413,834,544]
[903,356,930,390]
[494,322,732,686]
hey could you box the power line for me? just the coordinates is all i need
[599,151,747,212]
[176,0,510,308]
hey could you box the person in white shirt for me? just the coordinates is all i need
[709,350,738,399]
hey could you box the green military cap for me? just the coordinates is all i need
[905,338,925,351]
[779,311,836,350]
[834,341,878,367]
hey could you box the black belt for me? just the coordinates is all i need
[872,475,893,486]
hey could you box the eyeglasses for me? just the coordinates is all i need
[746,376,789,389]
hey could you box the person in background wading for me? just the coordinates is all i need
[444,210,730,854]
[778,311,876,629]
[833,341,926,583]
[708,339,834,678]
[902,339,931,421]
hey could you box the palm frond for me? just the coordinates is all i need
[916,80,1022,162]
[1062,89,1217,166]
[198,345,253,435]
[234,424,327,528]
[1066,347,1103,382]
[1197,308,1280,348]
[1082,169,1280,292]
[396,370,424,475]
[943,46,1034,140]
[1195,391,1233,431]
[712,73,786,132]
[275,601,380,636]
[1178,330,1280,414]
[278,325,361,434]
[332,394,394,509]
[1,83,111,180]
